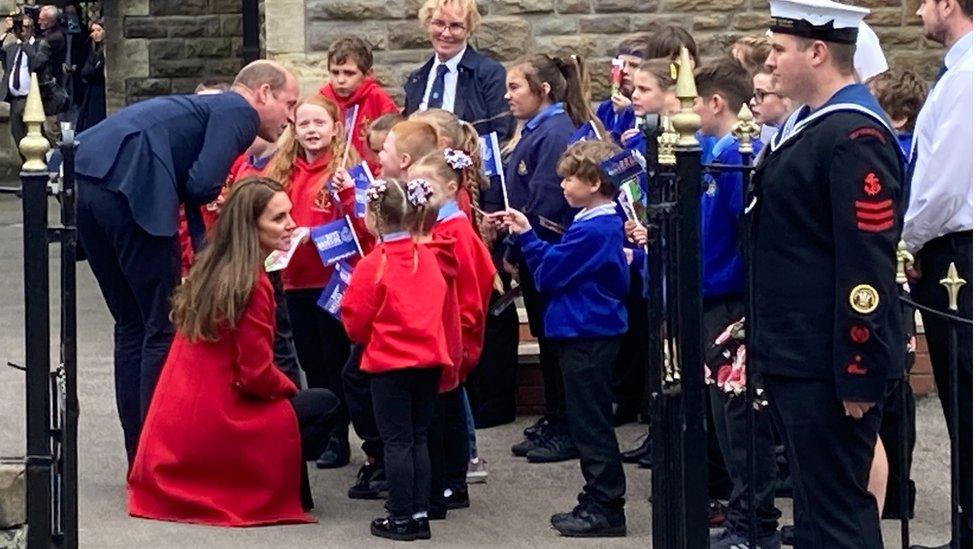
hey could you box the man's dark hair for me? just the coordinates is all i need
[328,36,374,73]
[867,69,928,132]
[695,58,753,115]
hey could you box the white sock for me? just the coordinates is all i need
[412,511,428,520]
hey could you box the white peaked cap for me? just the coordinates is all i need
[769,0,870,44]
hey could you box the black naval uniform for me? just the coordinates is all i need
[750,84,905,548]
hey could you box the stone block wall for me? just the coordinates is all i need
[262,0,944,104]
[104,0,246,110]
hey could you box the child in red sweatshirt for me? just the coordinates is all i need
[408,148,497,516]
[319,36,400,176]
[264,94,369,470]
[340,178,451,542]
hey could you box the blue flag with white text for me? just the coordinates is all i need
[347,161,374,218]
[310,216,362,266]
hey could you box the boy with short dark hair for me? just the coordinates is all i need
[867,69,928,158]
[693,58,782,549]
[497,139,630,538]
[319,36,400,175]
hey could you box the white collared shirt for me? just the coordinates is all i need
[419,45,466,113]
[903,31,974,253]
[573,202,618,223]
[8,37,34,97]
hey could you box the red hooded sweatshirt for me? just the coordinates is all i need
[341,236,453,375]
[431,205,497,382]
[282,153,358,291]
[319,78,400,176]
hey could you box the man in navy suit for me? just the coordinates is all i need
[403,0,513,141]
[75,60,299,463]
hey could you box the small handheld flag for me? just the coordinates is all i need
[347,161,374,219]
[265,227,310,272]
[310,215,363,266]
[479,131,510,211]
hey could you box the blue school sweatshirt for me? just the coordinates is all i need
[700,132,746,299]
[518,203,630,339]
[506,103,578,242]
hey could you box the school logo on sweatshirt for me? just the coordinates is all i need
[517,160,528,176]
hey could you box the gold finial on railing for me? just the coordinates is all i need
[658,115,677,166]
[670,46,701,148]
[732,103,760,155]
[940,262,967,312]
[19,73,50,172]
[896,241,914,285]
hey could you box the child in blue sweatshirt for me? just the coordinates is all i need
[693,59,782,547]
[495,139,629,538]
[867,68,928,161]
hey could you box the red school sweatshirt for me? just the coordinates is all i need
[431,210,497,381]
[319,78,400,176]
[425,237,462,393]
[340,237,453,375]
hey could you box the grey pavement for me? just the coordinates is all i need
[0,192,956,548]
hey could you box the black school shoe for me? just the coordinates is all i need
[512,417,552,456]
[444,488,469,510]
[370,516,419,541]
[348,462,388,499]
[315,437,350,469]
[550,504,626,538]
[526,433,579,463]
[415,518,431,540]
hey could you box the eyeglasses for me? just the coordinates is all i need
[753,89,780,102]
[430,19,467,34]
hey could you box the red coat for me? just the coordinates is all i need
[340,237,452,375]
[128,273,312,527]
[432,212,497,381]
[283,153,360,290]
[319,78,399,176]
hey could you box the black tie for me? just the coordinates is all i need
[12,46,23,90]
[428,64,449,110]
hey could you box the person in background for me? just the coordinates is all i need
[404,0,513,141]
[750,69,794,144]
[867,69,928,159]
[1,15,42,151]
[363,113,405,169]
[75,18,105,133]
[731,35,773,76]
[319,36,399,176]
[596,36,649,143]
[37,5,65,141]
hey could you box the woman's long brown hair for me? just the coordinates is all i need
[170,177,283,342]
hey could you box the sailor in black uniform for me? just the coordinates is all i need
[750,1,906,546]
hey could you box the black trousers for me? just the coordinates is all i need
[555,337,626,511]
[269,271,303,389]
[77,180,179,463]
[371,368,440,519]
[519,260,564,426]
[285,289,351,443]
[466,286,520,428]
[910,230,973,544]
[342,344,383,461]
[290,388,341,510]
[879,374,917,518]
[428,387,470,503]
[704,297,779,534]
[765,376,885,548]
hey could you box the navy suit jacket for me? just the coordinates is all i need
[74,92,259,238]
[403,46,514,142]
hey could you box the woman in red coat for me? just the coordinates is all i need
[128,177,339,527]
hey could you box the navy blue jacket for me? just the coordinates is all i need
[701,132,746,299]
[74,92,259,238]
[519,204,630,339]
[506,103,577,242]
[403,46,514,142]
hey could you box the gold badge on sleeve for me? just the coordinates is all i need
[849,284,880,314]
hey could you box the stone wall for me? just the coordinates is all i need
[104,0,245,110]
[262,0,943,103]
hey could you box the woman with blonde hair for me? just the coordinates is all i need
[128,177,339,526]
